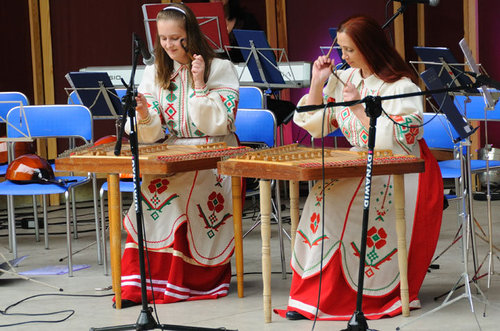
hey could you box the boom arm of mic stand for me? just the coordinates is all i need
[295,81,484,113]
[382,3,407,29]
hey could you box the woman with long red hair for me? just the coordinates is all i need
[277,15,443,320]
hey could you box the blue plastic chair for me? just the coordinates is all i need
[454,93,500,120]
[422,112,500,198]
[235,108,276,148]
[0,92,29,176]
[239,86,265,109]
[0,105,98,276]
[1,92,30,253]
[68,87,129,274]
[234,108,288,276]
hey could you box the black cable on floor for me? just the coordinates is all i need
[0,292,113,328]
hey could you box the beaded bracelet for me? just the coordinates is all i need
[138,113,152,125]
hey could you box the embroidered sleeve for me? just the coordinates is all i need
[293,72,347,138]
[188,59,239,136]
[377,79,423,154]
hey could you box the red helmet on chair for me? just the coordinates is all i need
[6,154,56,184]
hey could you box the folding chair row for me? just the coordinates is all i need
[0,104,100,277]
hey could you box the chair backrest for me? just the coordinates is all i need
[239,86,265,109]
[454,92,500,121]
[7,105,93,143]
[0,92,29,123]
[235,108,276,148]
[422,112,460,150]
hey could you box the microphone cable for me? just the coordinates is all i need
[310,103,328,330]
[0,292,113,328]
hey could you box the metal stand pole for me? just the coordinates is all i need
[342,96,381,331]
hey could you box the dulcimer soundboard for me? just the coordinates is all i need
[217,144,425,181]
[56,141,250,174]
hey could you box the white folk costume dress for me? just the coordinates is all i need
[276,68,443,320]
[119,58,239,304]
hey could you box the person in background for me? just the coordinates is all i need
[277,15,443,320]
[209,0,261,63]
[116,3,239,308]
[210,0,296,127]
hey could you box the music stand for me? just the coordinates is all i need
[420,67,475,141]
[459,39,500,307]
[65,71,124,138]
[396,67,489,330]
[413,46,477,94]
[142,2,229,54]
[65,72,123,119]
[231,29,306,91]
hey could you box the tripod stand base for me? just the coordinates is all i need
[90,307,237,331]
[396,272,488,330]
[341,311,378,331]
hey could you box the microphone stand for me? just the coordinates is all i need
[296,78,493,331]
[90,34,235,331]
[343,96,381,331]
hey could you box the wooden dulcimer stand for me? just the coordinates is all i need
[218,144,425,323]
[56,141,250,309]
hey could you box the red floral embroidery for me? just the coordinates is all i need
[405,126,419,145]
[207,191,224,213]
[148,178,170,194]
[310,212,320,234]
[327,97,336,103]
[367,226,387,249]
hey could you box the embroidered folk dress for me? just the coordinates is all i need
[277,68,443,320]
[119,58,240,304]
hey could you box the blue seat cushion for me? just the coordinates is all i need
[101,180,138,193]
[438,159,500,179]
[0,176,89,195]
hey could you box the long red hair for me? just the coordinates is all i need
[338,15,417,83]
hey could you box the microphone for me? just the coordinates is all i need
[134,33,155,66]
[393,0,440,6]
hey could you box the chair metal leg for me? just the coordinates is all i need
[32,195,40,242]
[92,175,102,265]
[43,195,49,249]
[8,195,18,258]
[7,195,14,254]
[100,187,108,275]
[71,188,78,239]
[65,191,73,277]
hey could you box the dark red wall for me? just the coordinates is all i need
[1,0,33,100]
